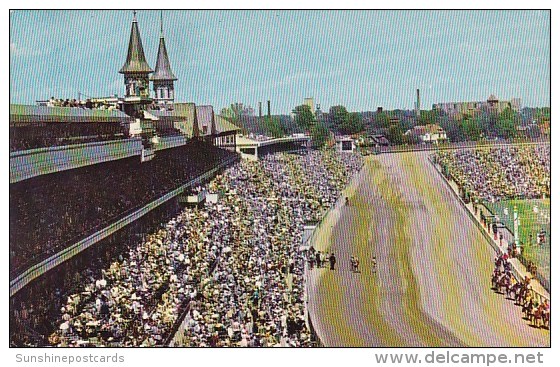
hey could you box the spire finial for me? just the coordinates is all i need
[133,10,137,22]
[160,10,163,36]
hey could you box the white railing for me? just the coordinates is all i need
[429,157,549,304]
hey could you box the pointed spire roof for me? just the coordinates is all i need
[119,11,153,74]
[151,12,177,81]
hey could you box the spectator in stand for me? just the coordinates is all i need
[10,142,236,275]
[434,145,550,203]
[10,148,362,347]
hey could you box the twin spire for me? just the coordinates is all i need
[151,12,177,82]
[119,11,177,103]
[119,11,152,74]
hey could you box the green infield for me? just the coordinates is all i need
[486,199,550,281]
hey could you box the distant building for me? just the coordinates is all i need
[240,105,255,117]
[405,124,447,144]
[226,103,254,117]
[336,136,355,152]
[433,95,521,117]
[148,103,239,149]
[372,134,390,146]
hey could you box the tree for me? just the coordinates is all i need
[539,107,551,121]
[220,103,242,124]
[496,116,517,140]
[418,110,438,126]
[372,112,390,129]
[262,116,285,138]
[460,117,481,141]
[440,118,464,142]
[486,107,519,139]
[310,123,331,148]
[329,105,349,132]
[292,104,315,131]
[385,124,405,145]
[339,112,364,135]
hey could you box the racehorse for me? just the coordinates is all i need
[507,282,525,303]
[496,274,511,295]
[494,254,512,273]
[540,304,551,329]
[522,298,535,320]
[491,269,502,290]
[530,304,549,329]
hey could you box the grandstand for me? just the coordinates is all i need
[9,104,133,152]
[9,120,241,345]
[147,103,239,151]
[10,141,236,276]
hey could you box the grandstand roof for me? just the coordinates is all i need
[149,104,239,136]
[119,12,153,74]
[9,104,133,123]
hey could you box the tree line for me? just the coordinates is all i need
[221,102,549,147]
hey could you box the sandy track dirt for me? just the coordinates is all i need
[307,151,549,347]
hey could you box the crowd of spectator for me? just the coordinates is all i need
[433,145,550,202]
[9,122,127,152]
[10,246,117,347]
[40,149,361,347]
[151,121,182,137]
[10,142,236,276]
[46,97,118,110]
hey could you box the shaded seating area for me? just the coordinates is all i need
[9,104,134,152]
[151,120,182,137]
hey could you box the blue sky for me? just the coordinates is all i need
[9,10,550,113]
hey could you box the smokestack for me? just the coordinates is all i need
[267,100,271,118]
[416,89,420,117]
[259,102,262,120]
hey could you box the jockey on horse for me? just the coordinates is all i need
[540,299,550,328]
[495,271,512,294]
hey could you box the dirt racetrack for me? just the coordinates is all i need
[307,151,550,347]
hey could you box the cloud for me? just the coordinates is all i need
[10,42,42,58]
